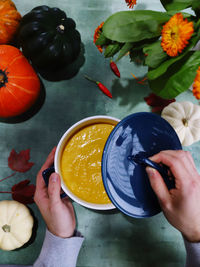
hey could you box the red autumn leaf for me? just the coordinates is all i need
[8,149,34,172]
[144,93,176,113]
[12,179,36,204]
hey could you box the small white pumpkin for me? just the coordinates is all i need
[0,200,34,251]
[161,101,200,146]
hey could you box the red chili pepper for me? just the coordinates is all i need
[97,81,112,98]
[84,75,112,98]
[110,60,120,78]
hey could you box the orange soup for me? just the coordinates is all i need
[61,123,114,204]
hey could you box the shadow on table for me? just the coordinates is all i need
[121,214,182,266]
[79,210,182,266]
[35,43,85,82]
[0,79,46,124]
[111,78,150,109]
[89,208,120,216]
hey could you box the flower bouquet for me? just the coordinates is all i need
[94,0,200,100]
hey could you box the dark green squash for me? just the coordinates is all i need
[18,6,81,71]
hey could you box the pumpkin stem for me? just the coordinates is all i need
[2,224,11,233]
[0,74,4,83]
[182,118,188,127]
[0,70,8,88]
[57,24,65,33]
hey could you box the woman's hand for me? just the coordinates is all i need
[146,150,200,243]
[34,147,76,238]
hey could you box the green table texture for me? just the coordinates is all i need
[0,0,199,266]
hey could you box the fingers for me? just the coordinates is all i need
[146,167,171,208]
[151,150,195,168]
[48,173,62,205]
[149,150,197,184]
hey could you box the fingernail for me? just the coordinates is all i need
[51,173,58,183]
[146,167,155,177]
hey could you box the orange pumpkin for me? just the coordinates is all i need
[0,45,40,118]
[0,0,21,44]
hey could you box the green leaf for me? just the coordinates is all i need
[148,33,200,80]
[104,43,122,58]
[128,37,160,65]
[95,33,110,46]
[148,52,187,80]
[143,41,168,68]
[160,0,193,11]
[116,42,134,61]
[103,10,171,43]
[149,51,200,99]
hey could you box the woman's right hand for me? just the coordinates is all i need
[146,150,200,243]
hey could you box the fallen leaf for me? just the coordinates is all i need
[8,149,34,173]
[12,179,36,204]
[144,93,175,113]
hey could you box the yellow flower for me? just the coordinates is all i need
[93,22,104,53]
[125,0,137,8]
[161,13,194,57]
[193,67,200,100]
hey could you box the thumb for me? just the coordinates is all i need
[48,173,62,204]
[146,167,170,207]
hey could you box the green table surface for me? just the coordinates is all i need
[0,0,199,266]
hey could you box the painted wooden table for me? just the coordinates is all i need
[0,0,199,266]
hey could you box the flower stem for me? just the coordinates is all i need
[0,191,12,194]
[0,172,16,183]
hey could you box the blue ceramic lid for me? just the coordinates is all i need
[101,112,182,218]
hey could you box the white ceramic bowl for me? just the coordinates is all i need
[54,115,120,210]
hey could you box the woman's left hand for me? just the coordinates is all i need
[34,147,76,238]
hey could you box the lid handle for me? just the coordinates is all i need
[128,154,175,190]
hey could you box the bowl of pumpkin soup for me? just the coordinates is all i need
[55,116,120,210]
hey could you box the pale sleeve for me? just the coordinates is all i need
[0,230,84,267]
[184,238,200,267]
[33,229,84,267]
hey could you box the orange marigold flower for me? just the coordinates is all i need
[125,0,137,8]
[161,13,194,57]
[193,67,200,100]
[93,22,104,53]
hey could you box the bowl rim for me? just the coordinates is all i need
[54,115,120,210]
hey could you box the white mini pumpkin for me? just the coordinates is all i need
[161,101,200,146]
[0,200,34,251]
